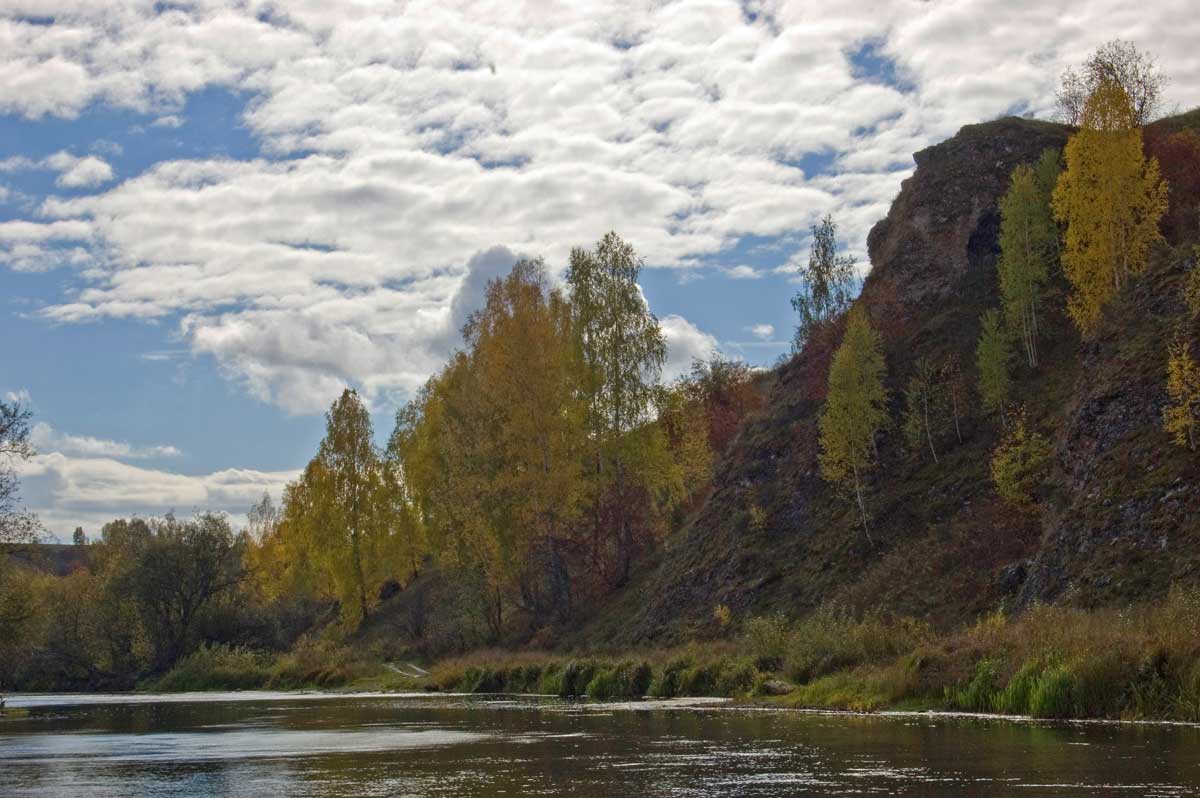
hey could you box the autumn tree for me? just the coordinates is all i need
[1053,76,1168,335]
[1164,330,1200,451]
[818,306,887,542]
[990,409,1053,507]
[902,356,943,463]
[567,232,675,586]
[680,355,763,454]
[280,389,404,626]
[792,214,858,351]
[1056,40,1166,127]
[976,309,1013,424]
[998,154,1059,367]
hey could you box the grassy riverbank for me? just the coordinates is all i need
[142,589,1200,722]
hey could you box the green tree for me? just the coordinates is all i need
[567,232,673,586]
[902,356,943,463]
[1053,76,1168,335]
[998,156,1059,367]
[0,397,40,544]
[792,214,857,351]
[818,307,888,542]
[976,310,1013,424]
[109,513,244,670]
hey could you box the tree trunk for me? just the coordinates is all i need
[852,463,873,546]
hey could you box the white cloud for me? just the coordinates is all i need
[15,452,299,538]
[0,0,1198,417]
[723,264,762,280]
[30,422,182,460]
[151,114,183,128]
[660,313,719,381]
[4,388,32,405]
[748,323,775,340]
[44,150,114,188]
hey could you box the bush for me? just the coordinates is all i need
[1029,663,1075,718]
[990,410,1052,506]
[949,658,1001,712]
[648,658,690,698]
[150,643,271,692]
[715,659,758,696]
[560,660,598,697]
[585,661,653,700]
[745,614,790,671]
[784,605,930,683]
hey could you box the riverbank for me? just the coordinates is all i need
[130,588,1200,722]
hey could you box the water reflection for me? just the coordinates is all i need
[1,694,1196,797]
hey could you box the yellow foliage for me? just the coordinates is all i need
[990,408,1053,506]
[1164,331,1200,451]
[1052,77,1168,335]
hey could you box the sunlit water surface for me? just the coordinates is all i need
[1,692,1197,796]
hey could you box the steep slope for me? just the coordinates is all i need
[580,114,1200,647]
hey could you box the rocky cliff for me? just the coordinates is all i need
[579,114,1200,646]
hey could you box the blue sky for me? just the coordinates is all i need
[2,1,1197,537]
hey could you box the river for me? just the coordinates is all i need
[1,692,1197,796]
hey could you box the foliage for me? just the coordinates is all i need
[272,389,409,627]
[975,309,1013,421]
[1145,129,1200,241]
[990,409,1053,506]
[1055,39,1166,126]
[1164,329,1200,450]
[679,355,763,455]
[818,306,887,542]
[1053,77,1168,335]
[901,356,945,463]
[0,396,40,545]
[791,214,857,351]
[998,154,1059,367]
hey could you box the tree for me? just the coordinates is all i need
[1056,40,1166,127]
[902,357,943,463]
[792,214,857,351]
[72,527,87,546]
[990,409,1053,507]
[818,306,887,542]
[998,157,1058,367]
[943,353,968,445]
[976,310,1013,423]
[281,389,404,626]
[567,232,673,586]
[1053,76,1168,335]
[0,397,40,545]
[1164,330,1200,451]
[110,513,244,670]
[680,355,763,454]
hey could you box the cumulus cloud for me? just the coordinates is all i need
[44,150,114,188]
[660,313,719,381]
[748,323,775,340]
[16,452,299,538]
[1,0,1199,418]
[723,264,763,280]
[30,422,181,460]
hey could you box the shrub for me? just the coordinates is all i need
[1029,663,1075,718]
[990,409,1052,506]
[949,658,1001,712]
[715,659,758,696]
[745,614,790,671]
[150,643,271,692]
[648,658,690,698]
[585,661,653,700]
[560,660,597,697]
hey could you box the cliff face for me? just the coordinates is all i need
[580,114,1200,647]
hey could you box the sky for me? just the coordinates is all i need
[2,1,1199,539]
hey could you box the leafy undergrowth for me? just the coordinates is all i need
[145,589,1200,721]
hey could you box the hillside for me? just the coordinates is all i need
[575,114,1200,648]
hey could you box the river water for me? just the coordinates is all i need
[1,692,1197,796]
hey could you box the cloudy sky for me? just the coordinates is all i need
[2,0,1198,538]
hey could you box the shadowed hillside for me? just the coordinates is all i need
[575,114,1200,647]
